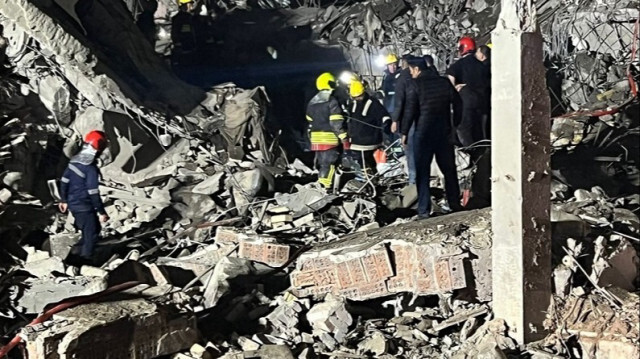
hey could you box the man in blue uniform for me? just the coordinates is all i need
[58,131,109,262]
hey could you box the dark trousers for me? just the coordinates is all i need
[315,148,340,188]
[352,149,377,180]
[456,87,485,147]
[414,136,461,217]
[72,210,100,258]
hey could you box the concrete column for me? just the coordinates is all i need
[491,0,552,344]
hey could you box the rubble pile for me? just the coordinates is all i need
[0,0,639,359]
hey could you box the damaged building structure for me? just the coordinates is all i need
[0,0,638,358]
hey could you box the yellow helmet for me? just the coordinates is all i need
[385,54,398,65]
[316,72,336,91]
[178,0,193,4]
[486,43,493,49]
[350,81,365,98]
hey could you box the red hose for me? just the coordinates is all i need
[0,281,141,357]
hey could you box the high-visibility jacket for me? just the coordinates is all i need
[347,94,391,151]
[306,90,347,151]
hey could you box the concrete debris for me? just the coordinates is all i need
[202,257,253,309]
[306,294,353,350]
[22,297,198,359]
[16,276,108,314]
[0,0,638,358]
[238,240,290,267]
[291,210,490,301]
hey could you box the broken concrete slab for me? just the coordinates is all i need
[274,184,337,218]
[22,298,198,358]
[291,210,490,301]
[193,172,226,195]
[238,240,290,267]
[21,256,65,278]
[358,331,388,356]
[16,276,108,314]
[306,294,352,350]
[47,233,81,260]
[202,257,253,309]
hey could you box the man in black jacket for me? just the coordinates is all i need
[402,57,462,218]
[391,55,416,183]
[446,37,490,146]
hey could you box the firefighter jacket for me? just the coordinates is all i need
[347,94,391,151]
[60,145,106,215]
[306,90,347,151]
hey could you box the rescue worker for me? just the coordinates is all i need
[347,80,391,180]
[390,54,415,183]
[402,58,463,219]
[306,72,348,190]
[171,0,198,66]
[58,131,109,263]
[381,54,400,114]
[446,37,490,147]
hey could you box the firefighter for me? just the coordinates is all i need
[381,54,400,114]
[402,58,463,219]
[306,72,348,190]
[446,37,490,147]
[58,131,109,263]
[347,80,391,180]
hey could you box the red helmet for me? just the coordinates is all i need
[84,130,107,151]
[458,37,476,55]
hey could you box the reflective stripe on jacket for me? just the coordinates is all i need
[306,90,346,150]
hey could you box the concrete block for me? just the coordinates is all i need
[215,227,247,244]
[0,188,11,204]
[289,215,478,301]
[79,265,108,278]
[238,240,290,267]
[17,276,107,314]
[22,298,198,358]
[22,257,65,278]
[48,233,81,259]
[358,331,387,356]
[202,257,252,309]
[24,247,51,263]
[400,184,418,208]
[146,263,171,285]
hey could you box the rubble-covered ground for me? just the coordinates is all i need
[0,0,639,358]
